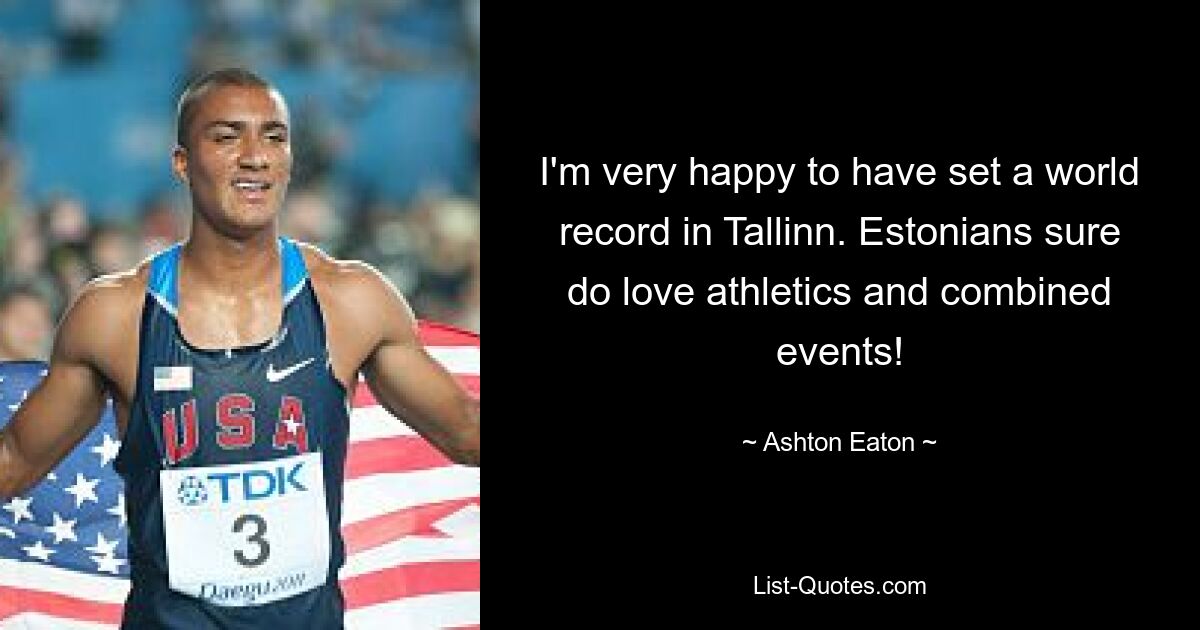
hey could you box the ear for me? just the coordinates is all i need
[171,145,189,184]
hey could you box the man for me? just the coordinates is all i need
[0,68,480,628]
[0,283,53,361]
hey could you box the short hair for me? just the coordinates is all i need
[175,68,275,148]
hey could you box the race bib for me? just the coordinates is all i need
[160,452,330,607]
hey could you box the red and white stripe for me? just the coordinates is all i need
[0,321,481,629]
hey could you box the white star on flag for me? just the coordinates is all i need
[3,496,34,525]
[85,531,119,556]
[92,553,127,575]
[91,433,122,468]
[282,415,302,434]
[45,511,78,544]
[22,540,56,562]
[64,473,100,508]
[107,492,127,528]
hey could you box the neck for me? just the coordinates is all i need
[180,219,281,292]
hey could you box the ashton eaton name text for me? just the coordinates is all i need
[750,432,932,453]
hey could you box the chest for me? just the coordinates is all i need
[148,361,336,465]
[145,293,352,460]
[176,283,283,351]
[109,281,371,436]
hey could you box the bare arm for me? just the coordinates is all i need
[0,285,113,499]
[349,266,480,467]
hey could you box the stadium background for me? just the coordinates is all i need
[0,0,481,361]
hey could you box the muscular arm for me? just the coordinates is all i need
[335,264,479,467]
[0,284,115,499]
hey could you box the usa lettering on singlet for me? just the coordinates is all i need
[113,238,351,629]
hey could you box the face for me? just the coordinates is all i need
[173,85,292,237]
[0,296,52,361]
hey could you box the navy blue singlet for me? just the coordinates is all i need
[113,238,350,629]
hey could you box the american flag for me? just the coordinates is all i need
[0,321,480,629]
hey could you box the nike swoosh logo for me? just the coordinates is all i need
[266,358,316,383]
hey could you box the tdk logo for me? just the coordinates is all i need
[177,462,309,506]
[208,461,309,503]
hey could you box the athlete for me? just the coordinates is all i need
[0,68,480,628]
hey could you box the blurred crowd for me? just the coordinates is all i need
[0,0,480,362]
[1,0,479,75]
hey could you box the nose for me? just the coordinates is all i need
[237,137,270,170]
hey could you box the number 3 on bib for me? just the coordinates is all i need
[233,513,271,567]
[160,452,330,606]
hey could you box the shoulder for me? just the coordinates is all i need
[296,241,417,348]
[54,262,148,364]
[67,264,147,323]
[298,241,407,306]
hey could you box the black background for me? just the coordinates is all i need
[490,9,1187,625]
